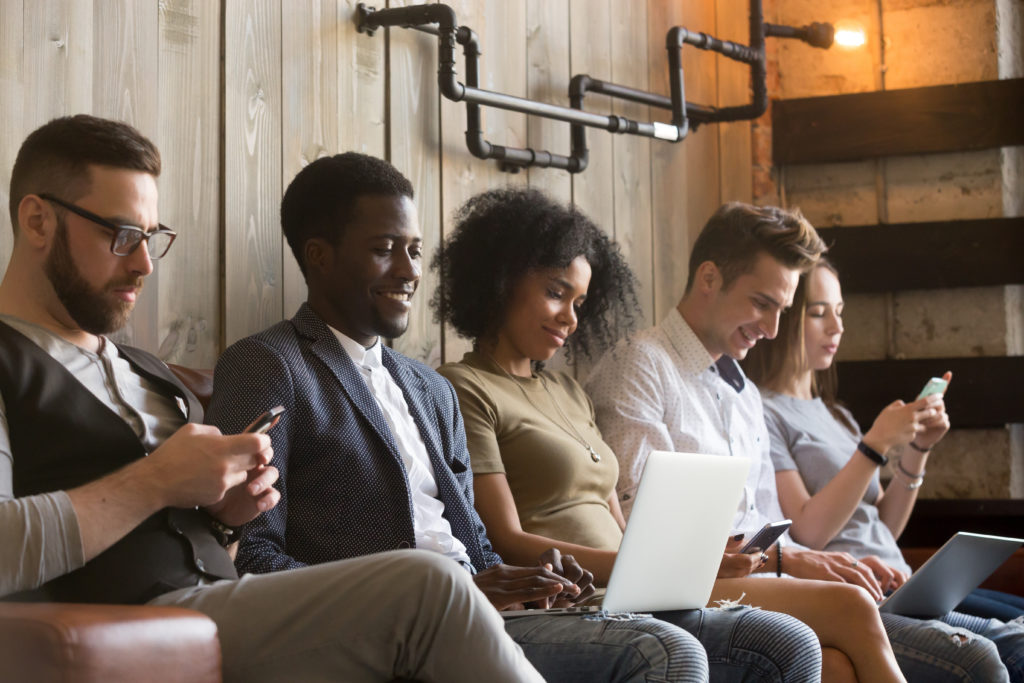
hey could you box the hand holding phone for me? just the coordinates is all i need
[916,377,948,401]
[244,406,285,434]
[739,520,793,554]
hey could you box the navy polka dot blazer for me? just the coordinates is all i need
[205,303,502,575]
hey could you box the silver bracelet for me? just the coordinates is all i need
[894,458,925,489]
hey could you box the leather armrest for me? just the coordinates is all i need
[0,602,221,683]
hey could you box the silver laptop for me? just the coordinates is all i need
[878,531,1023,618]
[503,451,751,617]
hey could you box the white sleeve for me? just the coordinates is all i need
[0,392,85,597]
[586,342,676,519]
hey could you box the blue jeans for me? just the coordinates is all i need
[957,588,1024,622]
[882,609,1024,682]
[654,606,821,682]
[505,612,709,682]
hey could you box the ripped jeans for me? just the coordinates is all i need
[882,609,1024,683]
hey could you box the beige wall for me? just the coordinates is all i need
[757,0,1023,498]
[0,0,755,371]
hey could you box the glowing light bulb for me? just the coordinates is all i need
[834,25,866,48]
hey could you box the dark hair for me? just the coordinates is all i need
[431,187,638,363]
[9,115,161,232]
[280,152,414,276]
[743,258,856,433]
[684,202,825,293]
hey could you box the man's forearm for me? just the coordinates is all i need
[65,456,165,562]
[0,492,84,597]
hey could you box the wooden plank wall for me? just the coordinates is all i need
[0,0,753,368]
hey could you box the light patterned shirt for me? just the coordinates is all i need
[585,308,792,539]
[330,328,470,565]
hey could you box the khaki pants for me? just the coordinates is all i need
[151,549,543,683]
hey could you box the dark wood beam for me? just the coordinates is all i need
[836,356,1024,430]
[773,78,1024,165]
[816,217,1024,293]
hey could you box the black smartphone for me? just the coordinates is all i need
[243,405,285,434]
[739,520,793,553]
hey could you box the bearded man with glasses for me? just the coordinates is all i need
[0,114,545,683]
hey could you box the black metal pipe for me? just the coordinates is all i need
[356,0,830,172]
[359,2,666,171]
[456,24,582,171]
[765,22,834,49]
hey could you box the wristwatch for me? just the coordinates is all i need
[203,510,241,547]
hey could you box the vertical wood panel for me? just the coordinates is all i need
[23,0,95,129]
[93,0,160,351]
[611,0,654,327]
[224,0,283,346]
[281,0,341,318]
[1,1,96,268]
[716,0,753,204]
[525,0,571,200]
[388,0,443,365]
[339,0,385,157]
[439,0,528,363]
[648,0,689,319]
[679,0,720,283]
[156,0,221,367]
[568,0,613,226]
[0,0,27,259]
[649,0,719,319]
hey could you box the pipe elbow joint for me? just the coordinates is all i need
[666,26,688,48]
[465,133,492,160]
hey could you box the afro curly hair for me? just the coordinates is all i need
[431,187,638,363]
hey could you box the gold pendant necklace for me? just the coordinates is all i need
[484,355,601,463]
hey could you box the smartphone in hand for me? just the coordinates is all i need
[739,520,793,553]
[916,377,948,400]
[243,406,285,434]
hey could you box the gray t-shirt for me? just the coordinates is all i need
[760,390,911,575]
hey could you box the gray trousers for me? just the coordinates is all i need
[151,549,545,683]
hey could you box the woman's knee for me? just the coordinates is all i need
[824,582,879,621]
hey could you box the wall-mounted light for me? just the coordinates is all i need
[833,23,867,48]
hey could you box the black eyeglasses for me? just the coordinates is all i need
[38,193,177,260]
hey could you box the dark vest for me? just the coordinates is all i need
[0,321,237,604]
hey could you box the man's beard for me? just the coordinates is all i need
[43,218,142,335]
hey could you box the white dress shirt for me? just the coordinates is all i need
[330,328,470,565]
[585,308,792,539]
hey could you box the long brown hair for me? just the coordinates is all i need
[742,259,857,433]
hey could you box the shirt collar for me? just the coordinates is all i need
[659,307,716,376]
[659,308,746,393]
[329,326,383,370]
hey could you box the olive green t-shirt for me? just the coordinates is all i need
[439,351,623,552]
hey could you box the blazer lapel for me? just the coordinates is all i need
[291,305,403,462]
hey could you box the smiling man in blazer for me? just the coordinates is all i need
[206,152,711,682]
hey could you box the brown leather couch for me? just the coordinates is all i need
[0,365,220,682]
